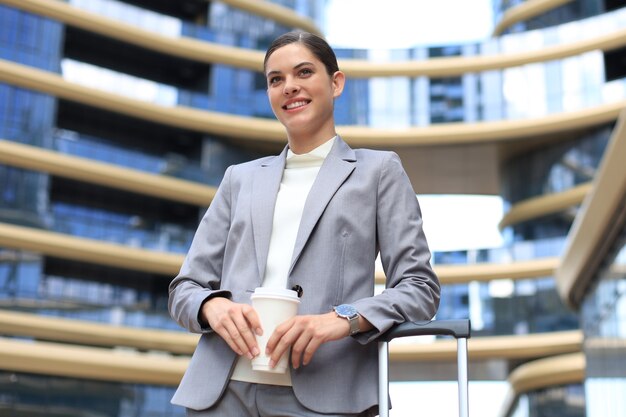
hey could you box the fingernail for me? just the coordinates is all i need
[269,360,275,368]
[252,347,259,357]
[246,351,253,360]
[255,328,262,336]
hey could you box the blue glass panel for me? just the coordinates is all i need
[0,371,185,417]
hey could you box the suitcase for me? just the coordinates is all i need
[377,319,471,417]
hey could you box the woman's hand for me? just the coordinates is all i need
[201,297,262,359]
[264,312,352,369]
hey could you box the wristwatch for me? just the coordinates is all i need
[334,304,360,336]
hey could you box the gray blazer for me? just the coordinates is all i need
[168,137,440,414]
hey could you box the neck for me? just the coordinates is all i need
[287,129,336,155]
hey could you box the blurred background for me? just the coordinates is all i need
[1,0,625,416]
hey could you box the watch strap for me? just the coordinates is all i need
[346,314,360,336]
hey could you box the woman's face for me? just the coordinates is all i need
[265,43,344,143]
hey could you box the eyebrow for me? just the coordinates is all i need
[266,61,315,78]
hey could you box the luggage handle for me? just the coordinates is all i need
[379,319,471,341]
[378,319,471,417]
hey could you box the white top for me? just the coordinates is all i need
[231,136,336,386]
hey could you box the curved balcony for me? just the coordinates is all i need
[3,0,626,77]
[1,59,625,147]
[0,309,583,386]
[499,182,591,229]
[557,109,626,308]
[2,0,623,408]
[0,137,605,249]
[492,0,575,36]
[0,139,216,206]
[216,0,322,36]
[498,353,585,417]
[0,219,566,285]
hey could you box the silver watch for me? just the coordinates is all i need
[334,304,360,336]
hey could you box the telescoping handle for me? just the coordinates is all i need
[379,319,471,341]
[378,319,471,417]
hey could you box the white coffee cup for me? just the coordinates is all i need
[250,287,300,373]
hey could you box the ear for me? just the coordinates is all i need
[331,71,346,98]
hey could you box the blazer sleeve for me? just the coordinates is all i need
[352,152,441,343]
[168,165,234,334]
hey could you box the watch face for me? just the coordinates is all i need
[335,304,357,317]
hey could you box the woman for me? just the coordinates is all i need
[169,31,440,417]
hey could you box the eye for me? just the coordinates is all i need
[299,68,313,77]
[268,75,282,86]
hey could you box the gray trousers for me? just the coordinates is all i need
[186,380,377,417]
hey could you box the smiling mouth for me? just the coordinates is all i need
[283,100,311,110]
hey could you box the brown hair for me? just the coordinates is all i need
[263,31,339,76]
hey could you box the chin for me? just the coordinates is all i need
[282,116,313,132]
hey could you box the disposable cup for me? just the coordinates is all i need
[250,287,300,373]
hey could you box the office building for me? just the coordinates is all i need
[0,0,625,415]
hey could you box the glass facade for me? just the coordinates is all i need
[493,0,605,34]
[0,1,323,413]
[581,225,626,417]
[0,7,60,228]
[438,276,579,336]
[0,371,185,417]
[0,0,330,327]
[502,125,611,241]
[509,385,586,417]
[1,0,625,415]
[434,238,578,336]
[375,7,626,126]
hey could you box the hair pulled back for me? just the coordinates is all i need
[263,31,339,76]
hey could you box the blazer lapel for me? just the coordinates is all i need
[289,137,356,274]
[251,147,288,281]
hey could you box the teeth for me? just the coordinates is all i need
[285,101,308,110]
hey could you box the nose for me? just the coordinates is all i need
[282,78,300,96]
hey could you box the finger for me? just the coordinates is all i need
[288,319,322,368]
[212,306,254,357]
[300,336,323,366]
[270,334,296,369]
[269,323,300,368]
[288,315,334,367]
[289,332,312,369]
[227,309,264,359]
[231,308,260,357]
[265,317,293,354]
[220,319,250,356]
[242,305,263,336]
[204,299,245,355]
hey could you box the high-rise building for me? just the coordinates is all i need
[0,0,625,416]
